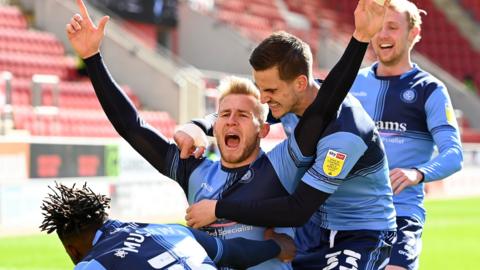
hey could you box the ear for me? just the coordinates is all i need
[65,243,82,264]
[408,26,420,46]
[258,122,270,139]
[294,75,308,92]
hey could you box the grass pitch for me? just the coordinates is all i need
[1,197,479,270]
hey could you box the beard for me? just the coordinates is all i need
[217,135,260,165]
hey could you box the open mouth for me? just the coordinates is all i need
[380,43,394,50]
[225,134,240,148]
[268,102,280,110]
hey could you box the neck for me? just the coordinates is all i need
[294,81,320,116]
[64,231,96,264]
[220,148,260,169]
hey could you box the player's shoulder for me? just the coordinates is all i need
[357,65,374,78]
[75,259,107,270]
[324,95,374,137]
[411,65,446,91]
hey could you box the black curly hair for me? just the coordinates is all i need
[40,182,110,239]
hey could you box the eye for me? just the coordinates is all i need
[262,88,276,94]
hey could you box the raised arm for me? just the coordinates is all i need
[295,0,390,156]
[67,0,174,174]
[294,37,367,156]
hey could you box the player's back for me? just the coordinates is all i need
[75,220,216,270]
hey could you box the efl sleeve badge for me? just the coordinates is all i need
[323,149,347,177]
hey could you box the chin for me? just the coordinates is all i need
[271,110,285,119]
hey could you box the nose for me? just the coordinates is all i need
[376,25,388,39]
[226,114,238,126]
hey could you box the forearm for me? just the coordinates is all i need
[189,228,280,268]
[417,128,463,182]
[84,53,172,172]
[84,53,143,136]
[216,181,329,227]
[295,37,368,156]
[217,238,280,268]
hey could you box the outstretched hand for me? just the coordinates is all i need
[185,199,218,228]
[353,0,391,42]
[264,228,296,262]
[66,0,109,58]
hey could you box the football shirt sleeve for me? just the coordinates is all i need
[302,132,367,193]
[188,227,280,268]
[416,86,463,181]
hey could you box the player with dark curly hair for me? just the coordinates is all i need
[40,182,295,270]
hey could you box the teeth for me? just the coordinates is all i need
[380,44,393,48]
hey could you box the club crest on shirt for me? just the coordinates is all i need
[239,169,254,183]
[323,150,347,177]
[400,89,417,103]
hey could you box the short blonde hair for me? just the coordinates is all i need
[217,76,269,123]
[389,0,427,44]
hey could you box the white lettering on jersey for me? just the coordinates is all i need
[323,249,362,270]
[351,91,368,97]
[122,232,146,253]
[376,121,407,132]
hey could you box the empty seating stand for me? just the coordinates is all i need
[0,5,27,29]
[214,0,287,42]
[460,0,480,22]
[0,4,177,138]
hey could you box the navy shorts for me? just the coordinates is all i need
[293,218,396,270]
[389,216,423,270]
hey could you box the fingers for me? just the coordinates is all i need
[180,145,195,159]
[66,13,83,35]
[185,206,198,228]
[71,14,82,30]
[389,169,403,193]
[194,146,206,159]
[392,181,402,194]
[393,179,408,194]
[184,213,202,229]
[76,0,92,21]
[175,130,197,159]
[66,23,76,35]
[389,168,401,180]
[185,216,196,228]
[97,15,110,33]
[185,211,193,227]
